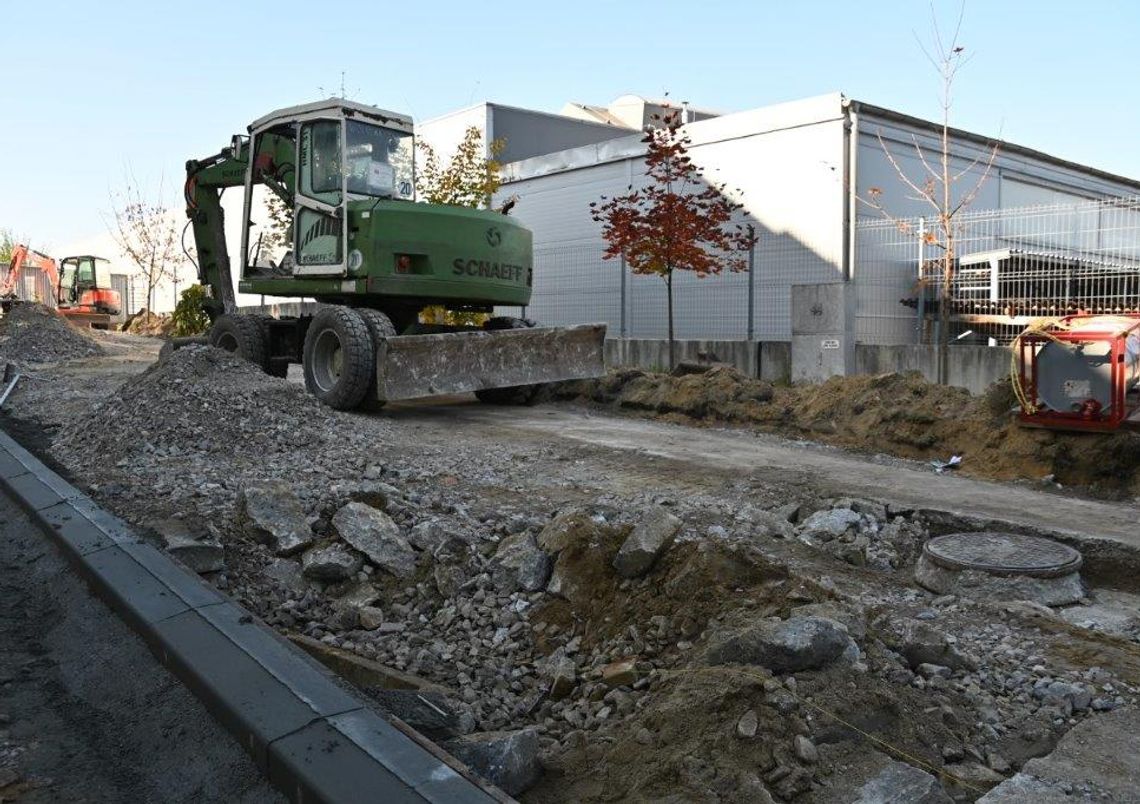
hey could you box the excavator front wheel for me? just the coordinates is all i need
[303,306,374,410]
[209,314,268,369]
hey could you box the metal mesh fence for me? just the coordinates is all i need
[856,195,1140,346]
[516,196,1140,346]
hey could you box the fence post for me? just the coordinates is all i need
[619,253,627,338]
[916,217,926,345]
[746,225,756,341]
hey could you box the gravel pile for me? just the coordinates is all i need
[24,344,1140,801]
[0,303,104,364]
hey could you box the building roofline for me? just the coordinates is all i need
[848,98,1140,193]
[418,101,633,132]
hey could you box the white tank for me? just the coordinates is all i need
[1036,316,1140,413]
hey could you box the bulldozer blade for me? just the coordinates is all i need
[375,323,607,402]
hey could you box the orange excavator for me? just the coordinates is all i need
[2,244,122,329]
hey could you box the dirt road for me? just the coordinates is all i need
[387,400,1140,554]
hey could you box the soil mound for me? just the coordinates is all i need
[122,309,175,336]
[556,367,1140,496]
[0,303,104,364]
[53,345,335,467]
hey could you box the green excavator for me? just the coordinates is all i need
[183,99,605,409]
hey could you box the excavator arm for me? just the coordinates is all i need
[184,142,248,318]
[3,244,60,301]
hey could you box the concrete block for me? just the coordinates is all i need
[83,546,193,629]
[791,283,855,383]
[153,609,336,770]
[37,501,118,556]
[120,541,228,611]
[197,603,362,718]
[4,472,72,512]
[267,719,423,804]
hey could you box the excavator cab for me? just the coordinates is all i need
[57,256,121,325]
[238,101,416,281]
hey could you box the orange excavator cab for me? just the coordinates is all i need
[3,246,122,329]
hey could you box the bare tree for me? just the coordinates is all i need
[108,173,182,319]
[860,2,999,384]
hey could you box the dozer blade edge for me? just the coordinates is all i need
[375,323,607,401]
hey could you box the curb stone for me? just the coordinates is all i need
[0,428,505,804]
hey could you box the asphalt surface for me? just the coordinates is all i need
[0,492,283,804]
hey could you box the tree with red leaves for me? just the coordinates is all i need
[591,109,755,369]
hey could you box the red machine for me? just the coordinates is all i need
[1015,314,1140,431]
[2,245,122,329]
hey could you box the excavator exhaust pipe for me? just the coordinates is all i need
[375,323,607,402]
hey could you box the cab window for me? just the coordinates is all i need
[298,120,342,205]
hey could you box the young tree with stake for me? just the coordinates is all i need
[591,109,755,370]
[861,2,999,384]
[109,175,183,319]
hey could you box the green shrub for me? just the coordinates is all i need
[171,285,211,336]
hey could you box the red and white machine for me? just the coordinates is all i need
[1015,314,1140,431]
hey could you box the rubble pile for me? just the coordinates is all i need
[555,367,1140,497]
[16,341,1140,801]
[121,309,175,336]
[0,303,104,364]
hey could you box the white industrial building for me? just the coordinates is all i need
[419,92,1140,349]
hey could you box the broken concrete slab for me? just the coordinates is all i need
[491,532,551,593]
[150,517,224,574]
[613,507,682,578]
[301,543,363,582]
[331,502,416,579]
[706,616,856,673]
[237,483,314,557]
[852,760,953,803]
[979,707,1140,802]
[443,728,542,796]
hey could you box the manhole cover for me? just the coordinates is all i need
[923,532,1082,578]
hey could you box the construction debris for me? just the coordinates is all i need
[6,335,1140,802]
[0,303,104,364]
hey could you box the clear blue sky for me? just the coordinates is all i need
[4,0,1138,249]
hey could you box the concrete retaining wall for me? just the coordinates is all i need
[603,337,1008,394]
[855,344,1010,394]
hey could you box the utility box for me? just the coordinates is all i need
[791,282,855,383]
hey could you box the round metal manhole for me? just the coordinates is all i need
[923,532,1082,578]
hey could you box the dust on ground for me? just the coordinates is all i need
[4,335,1140,803]
[0,303,104,365]
[553,367,1140,499]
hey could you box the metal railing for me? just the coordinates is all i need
[856,196,1140,345]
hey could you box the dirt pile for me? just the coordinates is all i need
[0,303,104,364]
[555,368,1140,497]
[122,309,175,336]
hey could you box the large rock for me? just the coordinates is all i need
[237,483,314,556]
[706,616,856,673]
[332,502,416,579]
[876,616,973,671]
[537,508,603,554]
[853,761,953,803]
[613,508,682,578]
[301,543,363,582]
[797,507,862,544]
[491,533,551,592]
[263,557,306,594]
[980,707,1140,802]
[150,518,224,573]
[443,728,542,796]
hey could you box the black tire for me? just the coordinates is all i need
[474,316,543,405]
[355,309,398,410]
[302,306,374,410]
[208,314,267,369]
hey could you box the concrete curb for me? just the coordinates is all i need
[0,429,503,804]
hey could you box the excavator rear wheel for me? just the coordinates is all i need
[355,309,398,410]
[303,306,374,410]
[208,314,268,369]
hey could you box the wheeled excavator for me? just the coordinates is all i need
[184,99,605,409]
